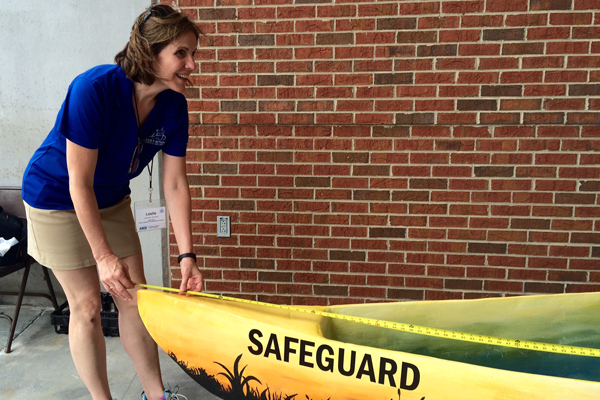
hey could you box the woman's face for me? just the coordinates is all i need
[153,30,197,94]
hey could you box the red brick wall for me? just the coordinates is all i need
[168,0,600,304]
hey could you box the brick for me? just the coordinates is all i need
[567,113,600,125]
[337,100,373,112]
[298,101,334,112]
[198,8,237,20]
[457,100,497,111]
[426,291,463,300]
[573,26,600,39]
[568,56,600,69]
[317,4,356,18]
[525,113,567,124]
[369,228,406,239]
[530,0,573,10]
[238,34,274,46]
[522,56,564,70]
[527,27,571,40]
[524,84,566,97]
[374,73,413,85]
[221,101,256,112]
[474,166,514,177]
[353,190,390,201]
[511,218,551,230]
[392,191,430,202]
[416,72,456,84]
[189,175,219,186]
[548,270,588,282]
[415,99,455,112]
[553,12,594,25]
[461,14,504,27]
[545,98,586,110]
[377,18,417,30]
[276,61,313,73]
[277,6,316,19]
[349,286,386,298]
[316,33,354,45]
[502,43,545,55]
[330,250,366,261]
[548,41,593,55]
[419,15,461,29]
[459,44,501,56]
[445,279,483,291]
[395,113,435,125]
[405,276,444,289]
[567,284,600,293]
[481,85,523,97]
[332,152,369,164]
[483,29,525,41]
[417,44,458,57]
[556,193,596,205]
[524,282,565,294]
[530,231,570,243]
[486,0,528,12]
[580,181,600,192]
[500,71,544,84]
[572,233,600,244]
[439,29,481,43]
[378,46,415,58]
[353,165,390,176]
[569,84,600,96]
[471,218,510,229]
[397,30,438,44]
[468,242,507,254]
[409,178,448,189]
[295,177,331,188]
[484,281,523,293]
[388,289,425,301]
[257,271,292,283]
[221,200,255,211]
[409,203,448,215]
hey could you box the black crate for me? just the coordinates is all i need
[50,292,119,337]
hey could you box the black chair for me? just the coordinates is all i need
[0,186,59,353]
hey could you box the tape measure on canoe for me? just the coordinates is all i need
[137,283,600,358]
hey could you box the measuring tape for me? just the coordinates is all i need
[137,284,600,358]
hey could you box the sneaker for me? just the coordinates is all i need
[141,389,187,400]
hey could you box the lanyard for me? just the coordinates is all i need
[133,88,155,203]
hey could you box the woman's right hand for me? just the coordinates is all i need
[97,253,135,301]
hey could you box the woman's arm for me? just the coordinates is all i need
[162,153,203,293]
[66,139,134,300]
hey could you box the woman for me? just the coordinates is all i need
[21,5,202,400]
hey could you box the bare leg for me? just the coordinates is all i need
[112,253,165,400]
[53,266,111,400]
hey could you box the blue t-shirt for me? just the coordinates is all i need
[22,65,189,210]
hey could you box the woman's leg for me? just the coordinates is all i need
[52,266,111,400]
[111,253,165,400]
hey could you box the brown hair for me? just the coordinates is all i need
[114,4,200,86]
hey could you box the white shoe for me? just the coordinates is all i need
[141,389,187,400]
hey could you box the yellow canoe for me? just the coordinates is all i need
[138,289,600,400]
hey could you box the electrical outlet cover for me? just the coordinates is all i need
[217,216,230,237]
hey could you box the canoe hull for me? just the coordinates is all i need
[138,291,600,400]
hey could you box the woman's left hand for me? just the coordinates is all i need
[179,257,203,293]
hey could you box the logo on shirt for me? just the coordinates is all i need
[144,127,167,146]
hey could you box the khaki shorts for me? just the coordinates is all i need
[24,196,142,270]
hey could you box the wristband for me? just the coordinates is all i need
[177,253,196,264]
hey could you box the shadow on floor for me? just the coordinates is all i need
[0,306,221,400]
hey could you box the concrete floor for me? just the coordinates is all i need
[0,305,221,400]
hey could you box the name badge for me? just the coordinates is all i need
[134,200,167,232]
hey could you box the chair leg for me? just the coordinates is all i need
[5,263,31,354]
[41,266,59,310]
